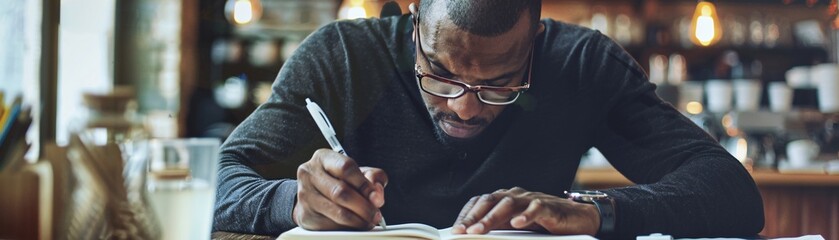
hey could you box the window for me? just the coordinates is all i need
[56,0,115,145]
[0,0,42,158]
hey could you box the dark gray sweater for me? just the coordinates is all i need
[213,15,764,238]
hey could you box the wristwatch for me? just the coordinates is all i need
[564,190,616,237]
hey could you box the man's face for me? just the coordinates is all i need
[414,7,535,143]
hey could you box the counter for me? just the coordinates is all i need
[575,167,839,188]
[575,167,839,239]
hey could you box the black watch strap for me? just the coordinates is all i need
[592,198,616,237]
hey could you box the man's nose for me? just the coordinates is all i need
[448,92,482,121]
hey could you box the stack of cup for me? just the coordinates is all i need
[679,81,704,114]
[813,63,839,113]
[667,54,687,85]
[786,139,820,168]
[768,82,793,112]
[649,54,668,85]
[785,66,811,88]
[706,80,733,113]
[733,79,762,112]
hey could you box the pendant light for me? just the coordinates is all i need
[689,0,723,47]
[339,0,368,19]
[225,0,263,25]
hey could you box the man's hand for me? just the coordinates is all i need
[452,187,600,236]
[293,149,388,230]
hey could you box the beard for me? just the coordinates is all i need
[428,107,490,149]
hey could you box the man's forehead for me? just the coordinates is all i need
[418,1,448,49]
[419,1,534,46]
[419,30,532,80]
[419,6,533,64]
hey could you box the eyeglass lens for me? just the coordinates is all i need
[418,76,519,104]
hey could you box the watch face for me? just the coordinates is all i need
[565,190,609,203]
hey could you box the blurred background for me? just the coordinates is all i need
[2,0,839,239]
[1,0,836,146]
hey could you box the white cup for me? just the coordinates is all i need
[768,82,793,112]
[785,66,810,88]
[679,82,705,112]
[649,54,668,85]
[810,63,836,89]
[733,79,762,111]
[667,54,687,85]
[706,80,733,113]
[815,64,839,113]
[786,139,820,167]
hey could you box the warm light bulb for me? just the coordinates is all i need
[225,0,262,25]
[339,0,369,19]
[686,101,704,115]
[695,15,715,45]
[690,1,723,47]
[346,6,367,19]
[234,0,254,24]
[734,137,748,162]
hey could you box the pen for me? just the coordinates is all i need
[305,98,387,230]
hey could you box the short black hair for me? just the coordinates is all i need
[419,0,542,37]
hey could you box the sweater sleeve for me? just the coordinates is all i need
[586,33,765,238]
[211,15,404,235]
[212,21,351,235]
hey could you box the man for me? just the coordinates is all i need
[213,0,764,238]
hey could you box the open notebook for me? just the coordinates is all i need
[277,223,597,240]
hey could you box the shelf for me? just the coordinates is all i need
[233,24,321,39]
[576,166,839,188]
[622,45,828,54]
[546,0,831,7]
[619,44,829,82]
[752,170,839,187]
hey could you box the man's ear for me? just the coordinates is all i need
[409,2,418,15]
[409,3,418,42]
[537,23,546,36]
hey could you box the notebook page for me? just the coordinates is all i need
[438,227,597,240]
[277,223,441,240]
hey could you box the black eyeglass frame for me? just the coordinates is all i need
[412,12,534,106]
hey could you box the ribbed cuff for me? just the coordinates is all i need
[601,189,643,239]
[270,180,299,231]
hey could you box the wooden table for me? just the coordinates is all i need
[211,169,838,240]
[576,167,839,240]
[212,231,273,240]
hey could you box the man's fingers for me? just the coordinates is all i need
[508,187,528,194]
[360,167,389,187]
[474,196,518,234]
[297,181,358,230]
[317,149,379,206]
[452,196,480,234]
[310,164,379,226]
[297,149,387,231]
[297,208,341,230]
[511,199,544,229]
[511,199,563,233]
[460,194,502,233]
[360,167,389,207]
[368,183,385,208]
[301,189,373,230]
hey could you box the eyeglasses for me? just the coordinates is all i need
[412,13,533,106]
